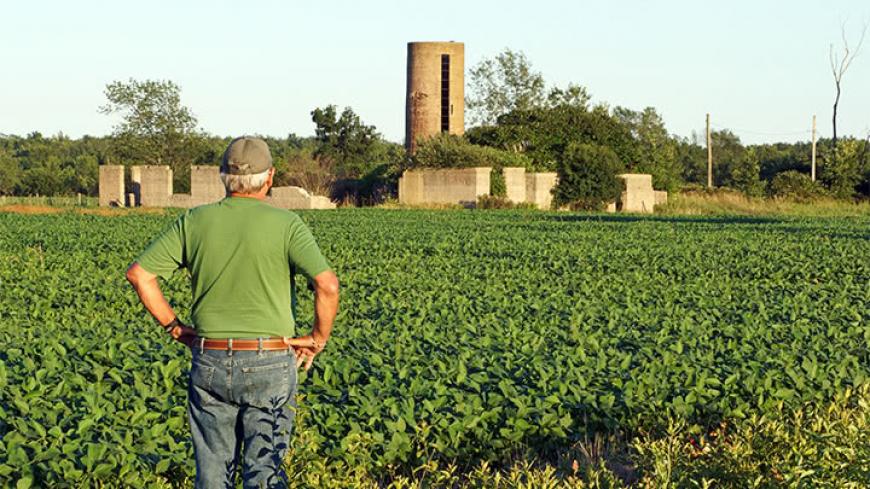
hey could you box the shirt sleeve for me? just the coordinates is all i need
[286,215,330,279]
[136,214,187,279]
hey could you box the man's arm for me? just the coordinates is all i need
[311,270,340,346]
[284,270,339,370]
[126,262,196,346]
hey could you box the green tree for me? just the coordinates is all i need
[466,49,547,126]
[0,147,21,195]
[729,148,766,197]
[467,49,593,126]
[553,143,624,210]
[311,105,390,178]
[709,130,746,188]
[311,105,405,204]
[613,106,681,192]
[820,137,863,199]
[467,104,636,172]
[100,79,203,191]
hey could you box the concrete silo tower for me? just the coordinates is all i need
[405,41,465,153]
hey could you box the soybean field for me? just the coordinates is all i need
[1,209,869,487]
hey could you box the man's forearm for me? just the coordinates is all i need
[311,271,339,344]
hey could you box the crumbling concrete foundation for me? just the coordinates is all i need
[131,166,173,207]
[398,167,491,206]
[503,167,527,203]
[525,172,558,210]
[98,165,125,207]
[103,165,334,210]
[617,174,656,213]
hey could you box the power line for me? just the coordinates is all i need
[710,123,812,137]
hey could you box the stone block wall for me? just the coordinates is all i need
[525,172,558,210]
[131,166,173,207]
[267,186,336,209]
[98,165,125,207]
[398,167,491,206]
[190,165,225,206]
[617,174,655,213]
[104,165,333,209]
[503,167,527,203]
[654,190,668,207]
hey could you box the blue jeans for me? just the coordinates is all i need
[187,344,298,489]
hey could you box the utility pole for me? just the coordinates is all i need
[811,114,817,181]
[706,113,713,188]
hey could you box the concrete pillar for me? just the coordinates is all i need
[405,41,465,153]
[502,167,526,203]
[98,165,125,207]
[131,166,173,207]
[267,186,336,210]
[398,168,490,206]
[525,172,558,210]
[617,174,655,213]
[654,190,669,207]
[190,165,225,206]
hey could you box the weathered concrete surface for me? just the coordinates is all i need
[605,202,617,213]
[617,173,655,213]
[98,165,125,207]
[191,165,225,206]
[131,166,173,207]
[503,167,527,203]
[525,172,558,210]
[654,190,668,207]
[405,41,465,153]
[169,194,192,208]
[103,164,332,210]
[268,186,336,209]
[398,167,491,206]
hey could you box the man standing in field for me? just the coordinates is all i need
[125,136,339,488]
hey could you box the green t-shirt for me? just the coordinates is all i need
[135,196,330,339]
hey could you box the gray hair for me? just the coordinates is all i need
[220,169,271,194]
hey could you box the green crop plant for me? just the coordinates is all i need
[1,209,868,487]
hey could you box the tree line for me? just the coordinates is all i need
[1,50,868,207]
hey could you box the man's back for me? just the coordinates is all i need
[136,196,330,339]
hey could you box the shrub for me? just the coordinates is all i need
[475,195,537,209]
[411,134,532,196]
[769,170,827,203]
[553,143,623,210]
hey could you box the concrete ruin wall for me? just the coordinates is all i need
[98,165,125,207]
[503,167,527,203]
[654,190,668,207]
[398,167,491,206]
[191,165,225,206]
[103,165,334,209]
[525,172,558,210]
[267,186,336,210]
[131,166,173,207]
[617,173,656,213]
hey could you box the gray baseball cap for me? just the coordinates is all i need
[221,137,273,175]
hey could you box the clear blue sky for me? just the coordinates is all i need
[1,0,868,145]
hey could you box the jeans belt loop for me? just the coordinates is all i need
[258,337,263,355]
[199,337,204,354]
[227,338,233,357]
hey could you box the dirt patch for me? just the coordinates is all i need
[0,205,65,215]
[0,205,169,217]
[77,207,167,217]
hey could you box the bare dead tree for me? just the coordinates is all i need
[829,21,867,165]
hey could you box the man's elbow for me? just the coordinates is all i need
[125,263,142,286]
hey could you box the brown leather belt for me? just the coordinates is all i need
[201,338,290,351]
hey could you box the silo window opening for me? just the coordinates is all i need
[441,54,450,133]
